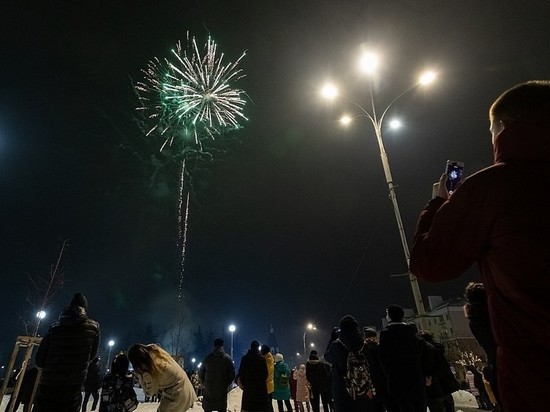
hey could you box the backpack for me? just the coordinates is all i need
[279,373,289,387]
[344,344,375,400]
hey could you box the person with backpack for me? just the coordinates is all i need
[324,315,375,412]
[272,353,293,412]
[99,352,138,412]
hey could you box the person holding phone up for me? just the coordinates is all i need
[409,81,550,412]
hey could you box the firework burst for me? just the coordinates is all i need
[136,34,248,302]
[136,34,248,151]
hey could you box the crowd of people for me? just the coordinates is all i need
[4,80,548,412]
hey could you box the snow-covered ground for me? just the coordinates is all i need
[1,388,478,411]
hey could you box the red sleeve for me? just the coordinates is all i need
[410,178,490,282]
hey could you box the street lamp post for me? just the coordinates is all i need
[321,55,436,321]
[106,340,115,371]
[228,325,236,359]
[302,323,316,356]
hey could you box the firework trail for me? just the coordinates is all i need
[136,34,248,300]
[177,159,190,301]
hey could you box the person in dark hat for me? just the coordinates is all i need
[305,350,331,412]
[199,338,235,412]
[237,341,268,412]
[35,292,100,412]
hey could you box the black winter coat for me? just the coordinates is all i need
[238,348,268,411]
[305,359,330,393]
[378,323,426,402]
[199,347,235,411]
[84,358,102,391]
[36,305,100,388]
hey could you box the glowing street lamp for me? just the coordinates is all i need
[321,52,437,322]
[34,310,47,336]
[106,340,115,371]
[303,323,316,356]
[228,324,236,359]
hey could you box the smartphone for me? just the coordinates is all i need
[445,160,464,194]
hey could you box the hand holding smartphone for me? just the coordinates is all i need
[445,160,464,194]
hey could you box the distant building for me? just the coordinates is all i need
[266,324,279,354]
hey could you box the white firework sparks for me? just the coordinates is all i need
[136,34,248,150]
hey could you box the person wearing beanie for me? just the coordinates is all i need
[272,353,293,412]
[35,292,100,412]
[379,305,433,412]
[306,350,331,412]
[325,314,373,411]
[237,340,268,412]
[199,338,235,412]
[70,292,88,310]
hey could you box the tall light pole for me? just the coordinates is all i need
[228,324,236,359]
[303,323,316,356]
[321,53,436,321]
[106,340,115,371]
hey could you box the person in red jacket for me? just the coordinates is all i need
[410,80,550,412]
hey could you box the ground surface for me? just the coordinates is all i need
[1,388,479,411]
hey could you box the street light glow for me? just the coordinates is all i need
[419,71,436,85]
[36,311,46,320]
[321,83,338,100]
[359,52,379,74]
[340,115,352,126]
[317,53,437,324]
[108,340,115,347]
[229,324,236,332]
[389,119,402,129]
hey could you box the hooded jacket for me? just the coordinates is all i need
[410,107,550,412]
[199,346,235,411]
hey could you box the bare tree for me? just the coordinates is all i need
[24,239,69,336]
[168,302,189,367]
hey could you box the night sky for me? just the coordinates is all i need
[1,1,549,365]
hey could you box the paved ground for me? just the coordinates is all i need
[2,388,482,411]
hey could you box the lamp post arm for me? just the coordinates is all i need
[379,84,420,127]
[349,102,377,129]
